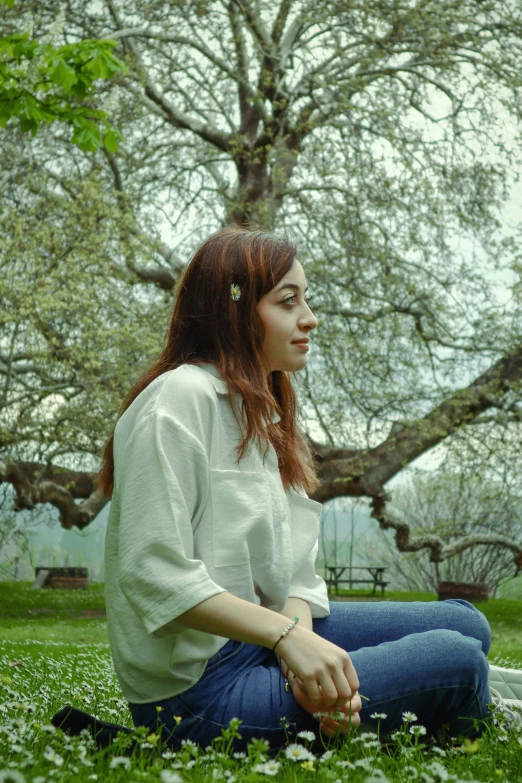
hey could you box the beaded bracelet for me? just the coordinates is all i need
[272,616,299,692]
[272,616,299,651]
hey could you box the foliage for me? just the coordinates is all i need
[0,2,127,150]
[0,162,165,470]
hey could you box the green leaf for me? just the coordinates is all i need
[19,115,38,133]
[83,55,110,80]
[103,128,119,153]
[70,78,88,101]
[71,119,101,152]
[0,0,15,7]
[52,60,78,91]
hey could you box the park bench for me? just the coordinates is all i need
[325,565,389,597]
[31,567,89,589]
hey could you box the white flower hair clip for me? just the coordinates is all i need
[231,283,241,301]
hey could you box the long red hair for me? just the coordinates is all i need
[95,225,321,499]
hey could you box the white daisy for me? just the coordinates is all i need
[260,761,280,776]
[320,750,335,761]
[0,771,26,783]
[409,725,427,736]
[427,761,449,780]
[402,711,418,722]
[370,712,388,719]
[297,730,316,742]
[284,743,315,761]
[160,772,183,783]
[42,749,63,767]
[109,756,131,770]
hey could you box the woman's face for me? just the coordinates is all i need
[256,260,317,373]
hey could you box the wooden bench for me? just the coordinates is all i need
[325,565,389,597]
[32,567,89,590]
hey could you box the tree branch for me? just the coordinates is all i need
[371,493,522,574]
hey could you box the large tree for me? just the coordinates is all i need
[1,0,522,570]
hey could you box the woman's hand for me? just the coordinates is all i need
[275,624,359,713]
[288,671,362,736]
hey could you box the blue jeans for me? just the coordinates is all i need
[128,599,492,755]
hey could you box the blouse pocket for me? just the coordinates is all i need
[209,468,271,568]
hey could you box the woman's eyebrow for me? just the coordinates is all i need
[275,283,309,293]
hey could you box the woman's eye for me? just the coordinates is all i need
[283,295,313,307]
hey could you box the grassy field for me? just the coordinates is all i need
[0,582,521,783]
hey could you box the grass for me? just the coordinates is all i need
[0,582,521,782]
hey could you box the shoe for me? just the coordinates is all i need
[488,664,522,701]
[488,686,522,730]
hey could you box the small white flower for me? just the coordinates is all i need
[370,712,388,719]
[402,711,418,723]
[41,8,65,45]
[320,750,335,761]
[160,772,183,783]
[297,730,316,742]
[431,747,447,757]
[284,743,315,761]
[353,758,372,768]
[360,731,379,740]
[363,774,392,783]
[87,776,98,781]
[100,88,121,115]
[0,771,26,783]
[253,761,280,776]
[212,769,224,780]
[409,725,427,736]
[233,752,246,760]
[42,749,63,768]
[427,761,449,781]
[161,750,176,759]
[109,757,131,770]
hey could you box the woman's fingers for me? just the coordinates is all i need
[319,706,361,736]
[345,657,360,695]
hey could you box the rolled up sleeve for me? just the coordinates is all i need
[287,539,330,618]
[117,410,226,637]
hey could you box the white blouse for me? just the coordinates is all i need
[104,362,330,703]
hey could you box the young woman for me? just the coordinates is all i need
[95,225,494,756]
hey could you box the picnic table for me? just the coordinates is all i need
[325,565,389,597]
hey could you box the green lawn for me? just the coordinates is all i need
[0,582,521,782]
[1,582,521,663]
